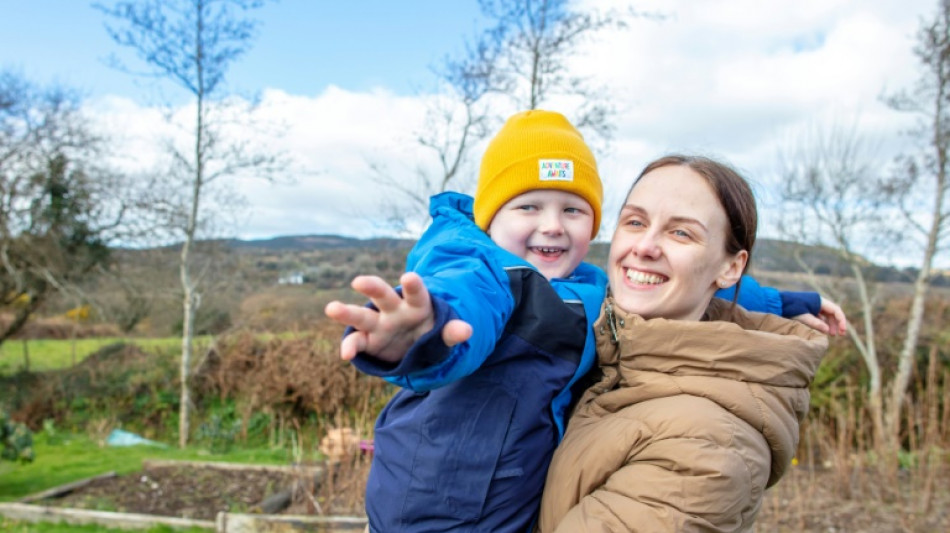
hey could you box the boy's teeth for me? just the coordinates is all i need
[626,270,665,284]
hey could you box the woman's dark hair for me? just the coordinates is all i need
[624,154,757,274]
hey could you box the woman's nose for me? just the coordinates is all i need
[633,231,661,259]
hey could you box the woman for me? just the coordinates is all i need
[536,155,830,532]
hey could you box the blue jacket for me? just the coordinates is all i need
[351,192,816,532]
[354,192,606,532]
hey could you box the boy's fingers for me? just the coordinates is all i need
[324,301,350,322]
[819,298,848,336]
[833,313,847,336]
[442,319,473,347]
[352,275,402,313]
[829,316,846,336]
[793,313,830,334]
[325,302,378,332]
[820,312,842,336]
[340,332,366,361]
[400,272,430,310]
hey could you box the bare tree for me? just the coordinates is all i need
[776,0,950,458]
[774,121,894,448]
[881,0,950,450]
[371,0,638,235]
[477,0,626,140]
[370,84,494,235]
[0,71,124,346]
[96,0,283,447]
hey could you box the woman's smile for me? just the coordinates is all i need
[623,267,667,286]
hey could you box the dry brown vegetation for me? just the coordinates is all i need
[195,321,393,441]
[756,346,950,532]
[0,314,122,340]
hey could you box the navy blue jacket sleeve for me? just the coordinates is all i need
[714,275,782,316]
[779,291,821,317]
[715,275,822,318]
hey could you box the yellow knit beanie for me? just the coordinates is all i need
[473,109,602,238]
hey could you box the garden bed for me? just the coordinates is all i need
[6,459,368,531]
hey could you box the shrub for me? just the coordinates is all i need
[1,409,34,463]
[8,342,179,437]
[195,323,392,441]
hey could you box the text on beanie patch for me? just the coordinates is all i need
[539,159,574,182]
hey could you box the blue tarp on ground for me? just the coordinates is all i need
[105,429,167,447]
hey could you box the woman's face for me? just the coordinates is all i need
[608,165,747,321]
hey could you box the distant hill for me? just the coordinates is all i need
[226,234,856,272]
[226,234,415,251]
[204,233,943,286]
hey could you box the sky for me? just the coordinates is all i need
[0,0,942,266]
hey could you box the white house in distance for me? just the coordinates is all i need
[277,272,305,285]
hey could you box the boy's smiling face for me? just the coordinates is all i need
[487,189,594,280]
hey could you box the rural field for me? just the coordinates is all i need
[1,237,948,532]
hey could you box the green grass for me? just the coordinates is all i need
[0,337,204,376]
[0,518,210,532]
[0,432,293,502]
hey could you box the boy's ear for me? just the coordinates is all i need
[717,250,748,289]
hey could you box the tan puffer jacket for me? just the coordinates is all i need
[536,298,828,532]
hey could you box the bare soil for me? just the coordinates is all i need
[44,461,366,522]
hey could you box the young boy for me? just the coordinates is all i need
[324,110,830,532]
[325,109,605,532]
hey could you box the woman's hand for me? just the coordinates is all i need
[792,297,847,336]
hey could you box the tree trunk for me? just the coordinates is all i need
[848,263,886,447]
[179,276,196,449]
[21,338,29,372]
[178,5,207,449]
[886,60,948,449]
[70,318,78,366]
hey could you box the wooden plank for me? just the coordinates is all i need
[217,512,367,532]
[0,502,215,530]
[18,471,117,503]
[142,458,324,476]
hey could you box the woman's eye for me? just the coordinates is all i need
[673,229,691,238]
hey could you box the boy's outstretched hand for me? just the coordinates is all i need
[792,296,848,337]
[324,272,473,362]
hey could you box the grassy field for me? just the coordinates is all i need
[0,337,203,376]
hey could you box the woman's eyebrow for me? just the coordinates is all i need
[619,204,646,216]
[622,204,709,232]
[669,216,708,232]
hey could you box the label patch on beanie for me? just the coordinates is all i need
[539,159,574,182]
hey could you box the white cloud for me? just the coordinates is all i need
[574,0,932,246]
[82,0,939,265]
[89,86,440,239]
